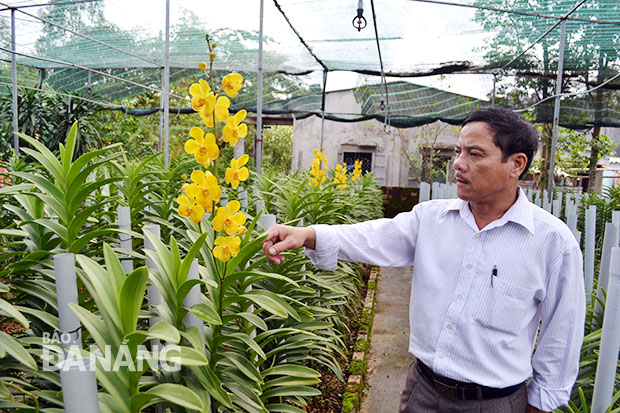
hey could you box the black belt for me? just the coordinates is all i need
[416,360,524,401]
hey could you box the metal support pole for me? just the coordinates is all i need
[546,19,566,202]
[159,85,164,152]
[491,73,496,107]
[255,0,265,174]
[163,0,170,169]
[319,70,327,150]
[11,8,18,155]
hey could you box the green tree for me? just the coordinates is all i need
[262,125,292,174]
[474,0,620,191]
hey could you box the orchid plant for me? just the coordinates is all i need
[177,37,249,263]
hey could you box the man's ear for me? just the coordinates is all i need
[510,153,528,179]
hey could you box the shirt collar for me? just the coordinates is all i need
[441,187,535,235]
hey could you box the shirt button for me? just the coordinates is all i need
[446,324,453,330]
[439,354,445,359]
[457,294,463,300]
[466,264,472,270]
[475,233,481,238]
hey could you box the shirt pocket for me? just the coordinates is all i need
[473,277,536,336]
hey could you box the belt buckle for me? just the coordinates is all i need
[433,379,461,400]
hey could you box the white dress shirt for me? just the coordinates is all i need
[306,188,585,411]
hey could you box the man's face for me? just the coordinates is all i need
[453,121,516,204]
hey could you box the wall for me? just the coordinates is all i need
[291,89,459,187]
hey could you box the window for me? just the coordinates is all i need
[343,152,372,174]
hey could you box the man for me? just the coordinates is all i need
[262,108,585,413]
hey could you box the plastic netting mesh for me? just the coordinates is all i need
[0,0,618,128]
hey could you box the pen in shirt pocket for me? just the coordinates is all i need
[491,265,498,287]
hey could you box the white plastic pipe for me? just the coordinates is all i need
[585,205,597,302]
[552,198,561,217]
[58,358,99,413]
[118,206,133,274]
[144,225,163,329]
[258,214,276,232]
[534,190,541,207]
[567,215,578,233]
[431,182,440,200]
[613,211,620,227]
[542,193,552,213]
[591,247,620,413]
[255,200,265,214]
[239,190,248,208]
[183,259,205,339]
[595,223,619,318]
[419,182,430,203]
[54,253,82,350]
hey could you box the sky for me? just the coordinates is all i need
[1,0,497,100]
[101,0,496,100]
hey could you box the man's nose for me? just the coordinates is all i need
[453,153,466,172]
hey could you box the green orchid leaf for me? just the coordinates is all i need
[119,267,149,335]
[143,383,204,411]
[190,364,233,408]
[0,298,29,328]
[263,404,306,413]
[225,332,266,360]
[61,122,78,175]
[261,364,321,379]
[226,234,268,274]
[261,385,321,399]
[158,345,208,367]
[0,332,37,370]
[221,351,263,384]
[188,303,222,325]
[178,232,209,285]
[234,312,268,332]
[146,321,180,344]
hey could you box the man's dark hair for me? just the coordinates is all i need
[463,107,539,179]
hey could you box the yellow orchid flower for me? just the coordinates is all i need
[309,148,328,187]
[221,73,244,98]
[213,200,247,236]
[189,169,221,211]
[184,127,219,166]
[176,194,204,223]
[197,62,207,71]
[200,95,230,127]
[214,95,230,122]
[189,79,215,116]
[352,159,363,181]
[213,235,241,262]
[334,163,348,189]
[222,110,248,147]
[225,154,250,189]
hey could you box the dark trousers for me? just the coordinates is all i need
[399,362,528,413]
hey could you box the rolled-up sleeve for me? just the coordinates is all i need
[304,209,420,270]
[527,245,586,411]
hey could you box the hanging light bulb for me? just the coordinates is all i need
[352,0,367,31]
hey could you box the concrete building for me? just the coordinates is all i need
[290,84,481,187]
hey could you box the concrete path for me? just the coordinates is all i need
[361,267,415,413]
